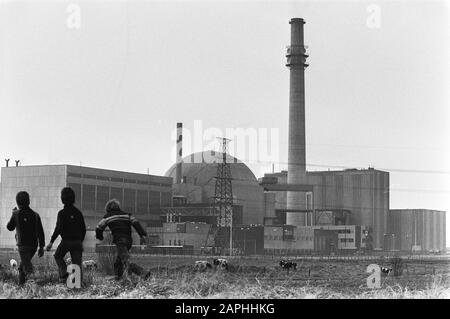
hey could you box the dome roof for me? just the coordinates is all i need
[165,150,265,225]
[165,150,258,184]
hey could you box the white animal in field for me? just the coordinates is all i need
[10,259,18,270]
[82,260,97,270]
[194,260,212,272]
[65,258,97,270]
[213,258,229,271]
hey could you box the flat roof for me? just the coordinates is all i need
[265,168,390,176]
[1,164,172,185]
[389,209,446,213]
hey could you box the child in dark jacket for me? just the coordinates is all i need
[7,191,45,285]
[46,187,86,282]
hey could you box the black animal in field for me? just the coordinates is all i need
[82,260,98,270]
[279,260,297,271]
[380,266,392,275]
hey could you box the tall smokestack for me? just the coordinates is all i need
[286,18,309,226]
[176,122,183,184]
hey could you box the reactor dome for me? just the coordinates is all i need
[165,150,265,225]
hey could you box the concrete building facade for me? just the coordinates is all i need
[0,165,172,249]
[262,168,389,250]
[263,224,368,254]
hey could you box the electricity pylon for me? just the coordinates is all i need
[213,137,233,256]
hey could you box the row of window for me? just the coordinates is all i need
[340,238,355,243]
[67,172,171,187]
[264,235,314,241]
[337,229,353,234]
[168,239,185,246]
[265,235,283,241]
[69,183,171,214]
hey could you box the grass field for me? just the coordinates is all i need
[1,251,449,299]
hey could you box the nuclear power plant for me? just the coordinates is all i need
[0,18,446,254]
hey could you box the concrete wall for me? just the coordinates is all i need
[312,225,359,250]
[388,209,446,252]
[264,169,389,250]
[264,226,313,251]
[0,166,67,248]
[264,193,276,219]
[147,222,214,250]
[0,165,172,250]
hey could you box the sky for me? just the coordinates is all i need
[0,0,449,244]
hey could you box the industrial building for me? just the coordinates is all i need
[150,18,389,254]
[261,168,389,250]
[387,209,446,252]
[165,150,265,226]
[0,165,173,250]
[1,18,446,256]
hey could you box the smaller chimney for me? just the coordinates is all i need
[5,158,10,167]
[176,122,183,184]
[15,160,20,167]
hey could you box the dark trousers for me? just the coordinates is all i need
[18,246,37,284]
[114,239,146,279]
[54,240,83,279]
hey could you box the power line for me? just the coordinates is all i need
[174,162,450,194]
[241,158,450,175]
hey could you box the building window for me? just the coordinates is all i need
[82,184,96,210]
[96,186,109,213]
[161,192,171,207]
[149,191,160,207]
[68,183,82,206]
[137,190,149,214]
[306,192,313,210]
[123,189,136,214]
[110,187,123,204]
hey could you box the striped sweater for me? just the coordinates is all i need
[95,210,147,244]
